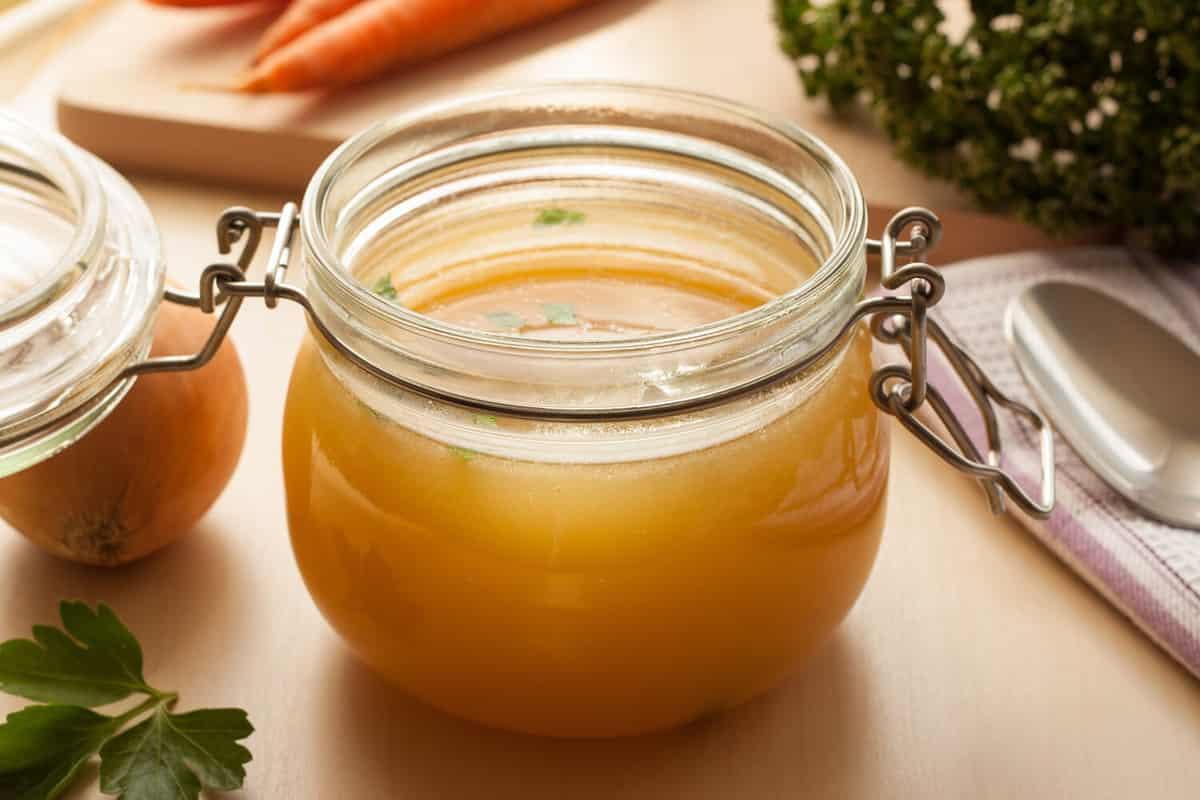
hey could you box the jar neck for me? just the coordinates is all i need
[300,85,867,420]
[0,113,163,475]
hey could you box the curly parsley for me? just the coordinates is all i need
[775,0,1200,254]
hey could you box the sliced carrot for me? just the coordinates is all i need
[253,0,363,63]
[237,0,597,93]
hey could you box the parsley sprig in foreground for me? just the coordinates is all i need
[0,602,252,800]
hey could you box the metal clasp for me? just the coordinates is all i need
[127,203,1054,520]
[865,208,1055,519]
[121,204,300,379]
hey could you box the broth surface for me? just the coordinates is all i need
[418,270,760,339]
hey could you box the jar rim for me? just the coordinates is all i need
[0,112,106,324]
[301,83,867,356]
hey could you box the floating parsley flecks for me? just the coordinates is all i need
[472,414,499,428]
[542,302,577,325]
[486,311,526,330]
[371,273,398,301]
[534,207,586,227]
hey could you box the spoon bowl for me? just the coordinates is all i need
[1006,282,1200,530]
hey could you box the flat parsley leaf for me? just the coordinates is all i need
[0,602,255,800]
[0,601,151,707]
[534,207,585,227]
[485,311,525,330]
[371,274,398,301]
[99,707,253,800]
[542,302,576,325]
[0,705,118,800]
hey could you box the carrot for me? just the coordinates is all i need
[253,0,364,63]
[146,0,281,7]
[237,0,597,92]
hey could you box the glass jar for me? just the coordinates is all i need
[286,86,882,737]
[0,113,163,477]
[0,86,1053,738]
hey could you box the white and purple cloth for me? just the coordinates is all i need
[924,247,1200,680]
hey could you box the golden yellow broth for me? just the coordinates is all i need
[282,266,888,737]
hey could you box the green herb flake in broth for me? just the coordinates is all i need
[485,311,526,330]
[371,274,398,301]
[542,302,577,325]
[449,447,479,461]
[534,208,586,227]
[472,414,499,428]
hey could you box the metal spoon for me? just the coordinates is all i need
[1006,282,1200,530]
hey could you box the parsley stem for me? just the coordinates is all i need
[147,687,178,705]
[113,695,162,727]
[113,691,178,727]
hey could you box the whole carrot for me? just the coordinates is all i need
[253,0,362,63]
[238,0,596,92]
[147,0,283,7]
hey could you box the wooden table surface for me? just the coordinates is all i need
[2,4,1199,799]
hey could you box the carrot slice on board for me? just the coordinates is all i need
[237,0,597,93]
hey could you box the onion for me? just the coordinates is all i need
[0,299,249,565]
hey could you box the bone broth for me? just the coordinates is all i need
[282,223,887,736]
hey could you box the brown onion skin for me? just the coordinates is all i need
[0,299,248,565]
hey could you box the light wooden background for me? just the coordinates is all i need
[1,2,1198,798]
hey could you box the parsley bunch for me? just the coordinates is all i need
[0,602,253,800]
[775,1,1200,254]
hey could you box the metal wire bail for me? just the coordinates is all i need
[865,208,1055,519]
[121,203,1055,521]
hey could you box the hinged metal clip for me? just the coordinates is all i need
[864,208,1056,519]
[121,203,300,379]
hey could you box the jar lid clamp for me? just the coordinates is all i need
[121,203,1055,520]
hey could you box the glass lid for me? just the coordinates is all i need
[0,112,164,475]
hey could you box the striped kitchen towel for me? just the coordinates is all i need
[926,246,1200,680]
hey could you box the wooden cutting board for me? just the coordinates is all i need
[55,0,1083,262]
